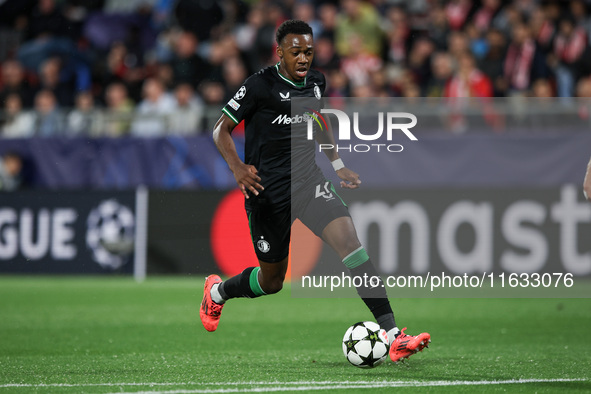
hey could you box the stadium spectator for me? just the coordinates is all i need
[1,93,35,138]
[312,34,340,73]
[406,37,435,93]
[447,30,470,59]
[0,151,25,191]
[531,78,554,98]
[104,82,133,137]
[570,0,591,41]
[37,57,75,107]
[25,0,69,40]
[445,0,472,31]
[529,6,555,54]
[0,59,34,107]
[479,28,507,96]
[576,76,591,98]
[199,80,226,131]
[335,0,383,58]
[152,0,177,29]
[173,0,223,43]
[101,42,131,85]
[503,22,548,95]
[340,34,383,89]
[351,84,374,98]
[384,6,410,65]
[425,52,454,97]
[491,3,522,37]
[66,91,103,136]
[472,0,502,34]
[400,81,421,99]
[32,89,63,136]
[552,16,588,99]
[465,22,489,60]
[428,5,450,51]
[208,34,242,84]
[293,2,322,38]
[575,76,591,120]
[169,31,211,89]
[131,77,175,137]
[233,5,265,73]
[169,83,203,135]
[445,52,493,98]
[369,68,395,97]
[317,2,338,40]
[0,0,35,31]
[248,2,285,72]
[324,69,349,99]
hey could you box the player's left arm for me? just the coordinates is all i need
[584,156,591,201]
[314,111,361,189]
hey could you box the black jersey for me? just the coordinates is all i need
[221,63,326,211]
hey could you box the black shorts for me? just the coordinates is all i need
[246,180,350,263]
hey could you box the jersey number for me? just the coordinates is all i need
[315,182,334,200]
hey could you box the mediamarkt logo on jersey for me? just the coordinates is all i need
[272,113,313,125]
[304,108,418,153]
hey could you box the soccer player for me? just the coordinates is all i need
[584,156,591,201]
[201,20,430,363]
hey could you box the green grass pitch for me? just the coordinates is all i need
[0,276,590,393]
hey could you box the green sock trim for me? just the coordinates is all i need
[343,246,369,269]
[249,267,266,296]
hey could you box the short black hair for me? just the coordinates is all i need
[276,20,313,45]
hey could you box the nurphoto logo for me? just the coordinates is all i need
[306,108,418,153]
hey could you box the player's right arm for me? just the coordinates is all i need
[213,114,263,199]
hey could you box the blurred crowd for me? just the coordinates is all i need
[0,0,591,139]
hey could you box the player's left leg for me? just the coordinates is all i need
[321,216,399,340]
[321,216,431,363]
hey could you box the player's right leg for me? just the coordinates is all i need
[199,258,288,332]
[199,205,291,332]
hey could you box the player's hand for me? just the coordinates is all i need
[337,167,361,189]
[232,163,264,199]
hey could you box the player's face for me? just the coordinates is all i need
[277,34,314,82]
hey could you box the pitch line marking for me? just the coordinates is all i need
[115,379,587,394]
[0,379,586,392]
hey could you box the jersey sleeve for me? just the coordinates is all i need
[221,76,258,124]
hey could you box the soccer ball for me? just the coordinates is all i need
[342,321,389,368]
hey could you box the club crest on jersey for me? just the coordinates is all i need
[314,85,321,100]
[257,238,270,253]
[280,91,290,101]
[234,85,246,100]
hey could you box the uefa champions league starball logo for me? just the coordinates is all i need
[234,85,246,100]
[86,199,135,270]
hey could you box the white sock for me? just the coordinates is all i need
[210,283,225,304]
[387,327,400,346]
